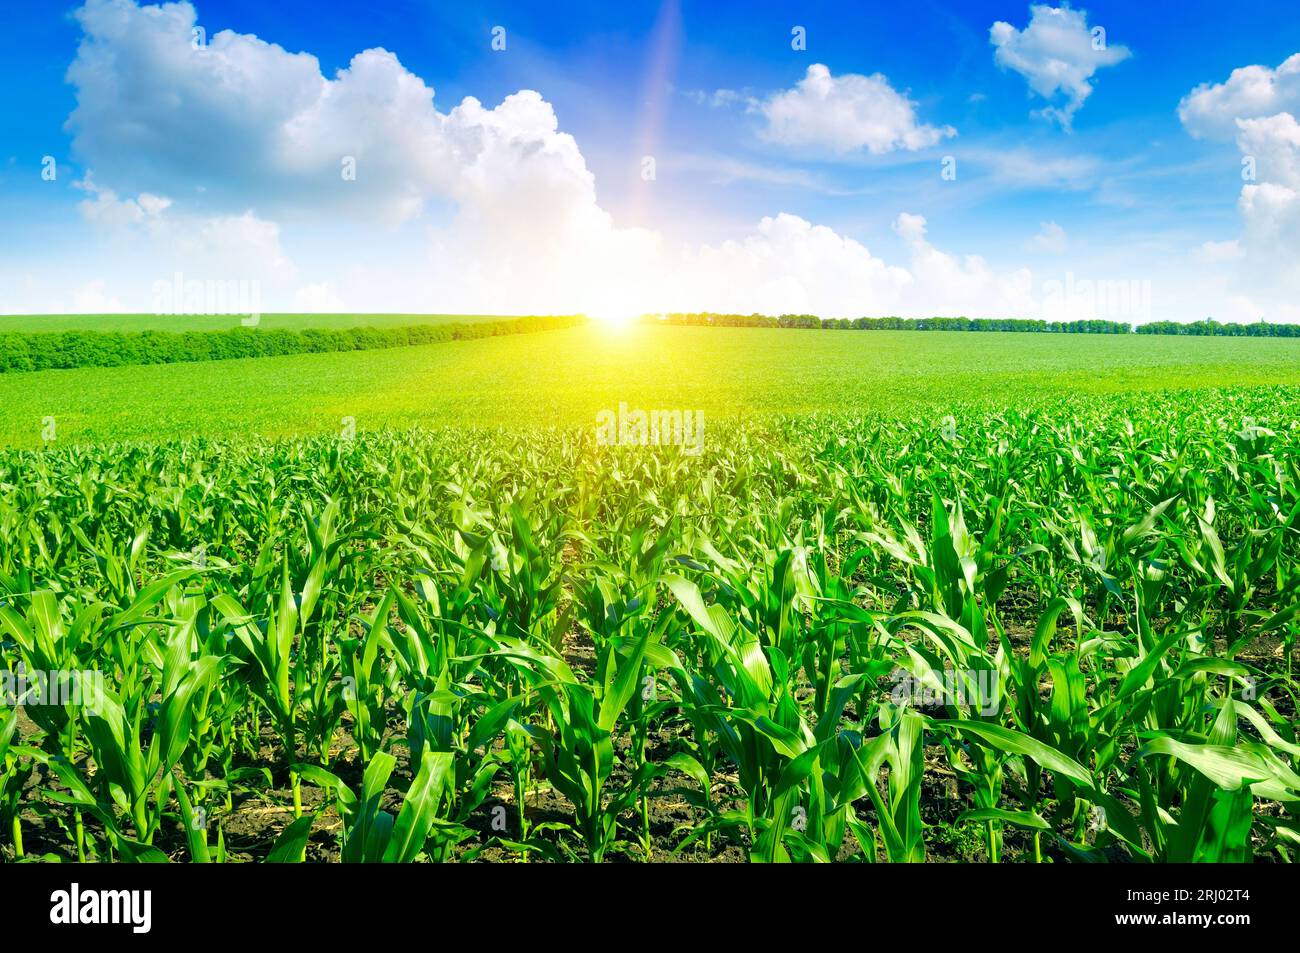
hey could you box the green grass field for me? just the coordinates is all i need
[2,323,1300,446]
[3,320,1299,865]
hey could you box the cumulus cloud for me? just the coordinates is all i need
[70,163,297,308]
[674,213,913,315]
[293,282,347,312]
[1027,221,1068,253]
[1235,111,1300,189]
[76,174,295,284]
[651,212,1037,319]
[56,0,1038,321]
[990,5,1131,128]
[1178,54,1300,141]
[68,0,464,224]
[75,174,172,228]
[180,212,296,279]
[758,64,955,154]
[1236,180,1300,299]
[71,279,126,313]
[894,214,1037,317]
[1178,54,1300,317]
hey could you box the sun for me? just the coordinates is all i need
[587,303,646,331]
[593,312,634,330]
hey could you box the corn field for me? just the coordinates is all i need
[2,388,1298,863]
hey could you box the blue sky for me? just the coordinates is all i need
[3,0,1300,321]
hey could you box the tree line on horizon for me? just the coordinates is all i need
[0,314,584,374]
[651,313,1300,336]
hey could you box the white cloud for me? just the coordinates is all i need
[674,213,913,316]
[1178,53,1300,141]
[1231,174,1300,309]
[1195,239,1243,264]
[684,88,749,109]
[76,173,296,286]
[758,63,955,155]
[75,174,171,228]
[964,147,1102,190]
[893,212,928,244]
[894,214,1037,317]
[1027,221,1067,252]
[71,279,126,313]
[990,5,1131,129]
[1177,55,1300,319]
[294,282,347,312]
[51,0,1040,322]
[66,0,457,224]
[1235,111,1300,189]
[180,212,296,279]
[69,164,297,309]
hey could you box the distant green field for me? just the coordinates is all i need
[2,324,1300,446]
[0,312,512,333]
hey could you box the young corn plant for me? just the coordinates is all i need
[496,632,656,862]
